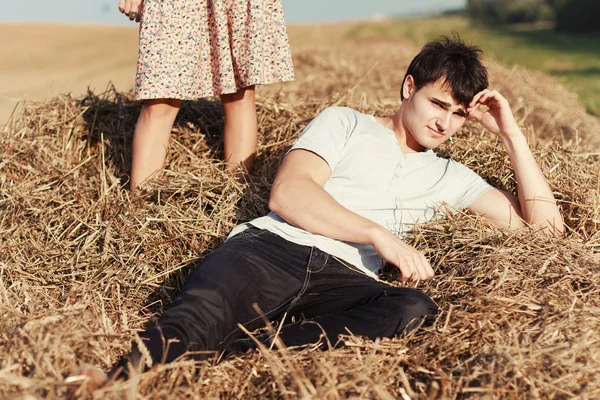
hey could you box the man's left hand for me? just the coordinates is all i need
[468,89,521,139]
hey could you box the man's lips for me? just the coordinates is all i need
[427,126,445,136]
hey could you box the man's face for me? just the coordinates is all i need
[401,76,469,152]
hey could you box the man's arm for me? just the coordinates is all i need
[269,149,434,281]
[466,90,565,236]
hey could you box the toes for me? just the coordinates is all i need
[65,365,108,390]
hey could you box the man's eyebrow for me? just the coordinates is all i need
[432,97,467,115]
[431,97,452,107]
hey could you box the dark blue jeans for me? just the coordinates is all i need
[125,227,438,367]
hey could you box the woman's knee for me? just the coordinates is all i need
[141,98,182,119]
[221,86,256,107]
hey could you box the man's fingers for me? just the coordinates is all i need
[469,89,488,108]
[396,251,434,282]
[474,90,507,110]
[409,254,433,281]
[374,232,434,282]
[469,108,484,121]
[419,256,435,280]
[395,254,416,282]
[397,260,414,282]
[118,0,126,13]
[477,90,498,106]
[413,252,433,279]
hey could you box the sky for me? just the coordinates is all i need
[0,0,466,26]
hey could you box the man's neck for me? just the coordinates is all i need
[388,108,426,154]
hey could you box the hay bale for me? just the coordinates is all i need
[1,23,599,399]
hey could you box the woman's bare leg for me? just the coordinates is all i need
[221,86,258,173]
[130,98,182,192]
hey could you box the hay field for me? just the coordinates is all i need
[0,24,139,126]
[1,22,600,399]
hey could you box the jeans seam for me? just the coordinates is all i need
[216,245,317,350]
[215,297,296,350]
[285,248,314,311]
[331,255,382,282]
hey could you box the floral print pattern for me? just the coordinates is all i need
[135,0,295,100]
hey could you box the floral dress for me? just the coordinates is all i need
[135,0,295,100]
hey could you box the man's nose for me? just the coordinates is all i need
[436,111,452,132]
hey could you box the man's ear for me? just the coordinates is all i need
[402,75,415,99]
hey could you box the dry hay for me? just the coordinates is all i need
[1,23,600,399]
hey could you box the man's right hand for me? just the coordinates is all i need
[369,227,435,282]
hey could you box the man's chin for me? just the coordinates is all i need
[409,133,446,152]
[418,138,445,150]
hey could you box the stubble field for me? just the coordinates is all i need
[1,21,600,399]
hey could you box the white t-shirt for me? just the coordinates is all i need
[230,106,492,277]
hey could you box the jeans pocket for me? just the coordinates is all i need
[308,247,329,273]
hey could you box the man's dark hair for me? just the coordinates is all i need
[400,36,488,107]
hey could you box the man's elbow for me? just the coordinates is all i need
[268,181,286,215]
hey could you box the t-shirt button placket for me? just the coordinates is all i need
[394,161,403,178]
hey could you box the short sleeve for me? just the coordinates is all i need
[449,161,493,210]
[289,107,355,170]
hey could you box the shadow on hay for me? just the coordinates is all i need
[78,88,227,188]
[75,87,292,322]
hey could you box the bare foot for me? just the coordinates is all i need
[65,365,108,396]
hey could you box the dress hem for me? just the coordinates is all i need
[134,76,295,101]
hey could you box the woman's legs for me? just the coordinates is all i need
[221,86,258,173]
[130,98,182,192]
[129,88,258,191]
